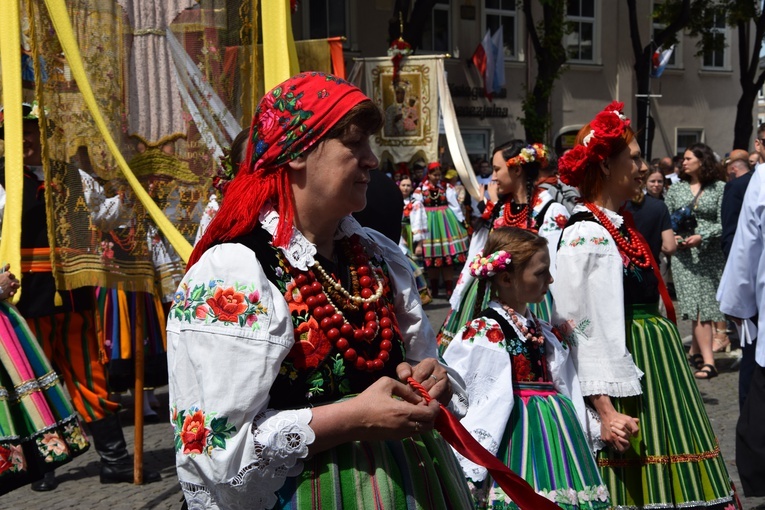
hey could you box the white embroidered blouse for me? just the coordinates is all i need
[442,301,599,481]
[552,204,644,398]
[167,208,466,509]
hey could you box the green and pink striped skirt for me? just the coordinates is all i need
[472,382,609,509]
[422,206,469,268]
[274,429,473,509]
[0,302,89,495]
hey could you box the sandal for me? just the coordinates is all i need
[712,330,731,353]
[688,353,704,370]
[695,364,718,380]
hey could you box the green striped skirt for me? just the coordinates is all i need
[422,206,470,268]
[274,430,472,509]
[597,304,738,509]
[472,382,609,510]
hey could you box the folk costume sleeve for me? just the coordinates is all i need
[446,184,466,223]
[535,197,570,282]
[552,207,643,398]
[442,315,514,482]
[167,243,315,510]
[365,228,468,417]
[78,169,129,231]
[409,189,428,242]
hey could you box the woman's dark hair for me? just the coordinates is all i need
[230,129,250,167]
[493,139,541,229]
[681,143,724,186]
[472,227,548,319]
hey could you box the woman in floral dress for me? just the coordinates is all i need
[443,228,608,509]
[438,141,568,348]
[553,102,738,509]
[168,73,472,509]
[664,143,726,379]
[0,265,89,495]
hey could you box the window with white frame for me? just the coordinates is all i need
[565,0,597,63]
[305,0,348,40]
[676,129,703,155]
[484,0,517,60]
[420,0,451,52]
[702,9,728,69]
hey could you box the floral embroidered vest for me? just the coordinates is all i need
[234,228,407,410]
[417,182,448,208]
[564,212,659,306]
[479,308,550,384]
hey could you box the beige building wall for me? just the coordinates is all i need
[294,0,748,159]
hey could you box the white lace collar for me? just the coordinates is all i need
[258,204,383,271]
[572,203,624,228]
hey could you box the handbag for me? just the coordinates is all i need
[670,187,703,236]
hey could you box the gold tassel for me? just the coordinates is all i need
[53,290,63,306]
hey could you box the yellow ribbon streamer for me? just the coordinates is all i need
[262,0,300,90]
[0,0,25,303]
[42,0,193,263]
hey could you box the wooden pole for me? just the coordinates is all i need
[134,336,145,484]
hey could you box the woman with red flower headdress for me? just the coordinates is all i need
[438,141,569,348]
[167,73,472,509]
[553,102,738,509]
[411,162,470,298]
[443,227,609,509]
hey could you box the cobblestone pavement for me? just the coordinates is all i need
[5,297,764,509]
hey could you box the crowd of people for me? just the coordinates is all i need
[1,72,763,510]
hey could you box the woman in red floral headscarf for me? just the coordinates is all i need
[552,102,738,509]
[168,73,472,509]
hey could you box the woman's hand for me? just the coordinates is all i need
[487,181,500,204]
[414,242,423,257]
[0,265,20,301]
[341,377,441,441]
[682,234,702,248]
[396,359,452,405]
[599,411,640,453]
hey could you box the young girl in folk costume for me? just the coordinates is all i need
[0,266,90,495]
[554,101,739,509]
[399,175,432,305]
[411,162,470,298]
[439,142,569,347]
[443,228,608,509]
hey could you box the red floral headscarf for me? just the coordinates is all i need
[189,72,371,268]
[558,101,631,188]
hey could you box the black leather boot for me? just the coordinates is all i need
[30,470,58,491]
[88,413,161,484]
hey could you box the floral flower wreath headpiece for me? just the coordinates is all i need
[506,143,550,169]
[557,101,631,188]
[469,250,512,278]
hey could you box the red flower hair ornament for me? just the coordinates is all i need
[189,72,371,268]
[558,101,631,188]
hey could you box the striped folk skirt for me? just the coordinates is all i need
[472,383,609,510]
[95,288,168,392]
[274,430,473,509]
[598,304,739,509]
[422,206,469,268]
[0,303,89,495]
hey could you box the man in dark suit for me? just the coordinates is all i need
[721,149,755,258]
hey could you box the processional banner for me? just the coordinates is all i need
[362,56,439,165]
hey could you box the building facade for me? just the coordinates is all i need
[293,0,749,161]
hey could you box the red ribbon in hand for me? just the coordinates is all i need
[407,378,561,510]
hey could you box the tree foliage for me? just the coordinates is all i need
[520,0,568,144]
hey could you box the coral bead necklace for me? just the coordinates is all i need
[584,202,651,269]
[286,235,394,372]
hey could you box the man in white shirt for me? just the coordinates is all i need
[716,157,765,497]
